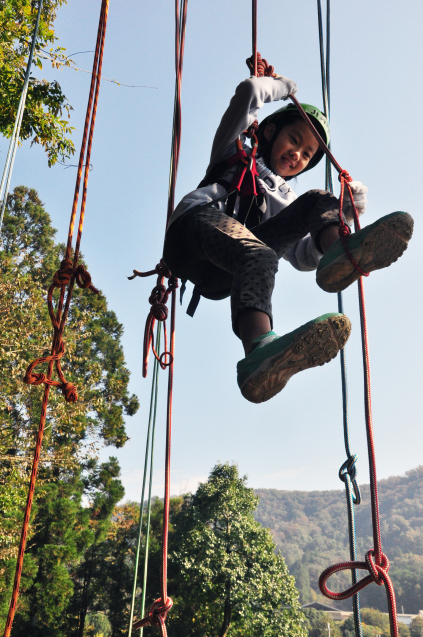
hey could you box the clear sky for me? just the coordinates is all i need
[2,0,423,502]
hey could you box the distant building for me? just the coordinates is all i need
[301,603,423,626]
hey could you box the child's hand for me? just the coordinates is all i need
[342,181,368,218]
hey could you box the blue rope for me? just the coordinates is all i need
[317,3,362,635]
[0,0,44,236]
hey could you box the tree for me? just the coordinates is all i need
[303,608,341,637]
[84,611,112,637]
[0,0,75,164]
[411,616,423,637]
[8,458,124,637]
[169,463,306,637]
[0,187,138,629]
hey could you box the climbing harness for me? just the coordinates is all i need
[3,2,109,635]
[317,2,362,635]
[0,0,44,236]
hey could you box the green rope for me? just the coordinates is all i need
[128,324,162,635]
[139,350,160,637]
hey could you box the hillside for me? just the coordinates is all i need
[254,466,423,614]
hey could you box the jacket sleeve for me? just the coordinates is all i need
[206,76,297,173]
[282,235,323,272]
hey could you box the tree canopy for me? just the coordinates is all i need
[169,463,306,637]
[0,0,74,164]
[0,186,138,632]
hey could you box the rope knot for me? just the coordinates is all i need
[246,52,275,77]
[151,303,169,322]
[149,285,167,305]
[148,598,173,625]
[61,382,78,403]
[168,275,179,292]
[338,224,351,238]
[155,259,172,279]
[53,258,74,287]
[365,550,390,586]
[24,371,46,386]
[338,169,352,183]
[339,455,358,483]
[74,264,91,289]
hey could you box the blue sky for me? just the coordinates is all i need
[2,0,423,501]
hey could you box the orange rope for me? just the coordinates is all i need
[3,2,109,635]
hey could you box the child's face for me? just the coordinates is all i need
[264,119,320,178]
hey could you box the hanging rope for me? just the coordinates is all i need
[2,2,109,635]
[0,0,43,236]
[130,1,188,634]
[316,3,362,635]
[128,325,162,636]
[287,52,400,637]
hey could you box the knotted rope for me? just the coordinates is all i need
[128,260,178,377]
[3,2,109,635]
[127,1,188,634]
[288,70,399,637]
[23,259,99,403]
[132,598,174,635]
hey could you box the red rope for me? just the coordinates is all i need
[289,88,400,637]
[252,0,257,76]
[131,1,187,634]
[3,3,109,636]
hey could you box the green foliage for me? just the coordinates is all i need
[169,463,306,637]
[0,0,75,165]
[411,616,423,636]
[255,467,423,612]
[84,611,112,637]
[8,458,124,637]
[0,186,138,633]
[303,608,341,637]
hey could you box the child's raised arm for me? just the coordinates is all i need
[207,75,297,173]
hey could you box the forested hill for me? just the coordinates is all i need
[254,466,423,614]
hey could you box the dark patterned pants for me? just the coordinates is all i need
[164,189,340,336]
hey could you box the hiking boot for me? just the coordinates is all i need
[237,313,351,404]
[316,211,414,293]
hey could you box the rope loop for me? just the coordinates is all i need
[159,350,173,369]
[319,551,398,635]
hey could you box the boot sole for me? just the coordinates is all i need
[316,212,414,293]
[240,314,351,404]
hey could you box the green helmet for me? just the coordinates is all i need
[259,103,330,173]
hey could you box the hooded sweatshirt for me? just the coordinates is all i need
[169,75,323,271]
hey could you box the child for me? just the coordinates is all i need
[163,60,413,404]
